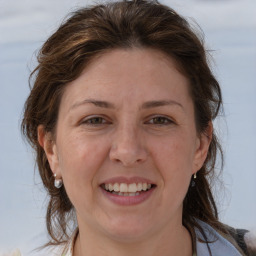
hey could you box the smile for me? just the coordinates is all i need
[101,182,155,196]
[100,181,156,205]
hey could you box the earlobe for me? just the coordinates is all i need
[193,122,213,173]
[37,125,60,174]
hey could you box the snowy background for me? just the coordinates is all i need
[0,0,255,255]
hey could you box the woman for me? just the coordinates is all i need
[21,0,253,255]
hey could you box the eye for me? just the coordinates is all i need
[147,116,174,125]
[81,116,109,126]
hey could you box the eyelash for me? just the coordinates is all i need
[80,115,174,126]
[146,116,174,125]
[81,116,110,126]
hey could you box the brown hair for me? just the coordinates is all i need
[22,0,232,250]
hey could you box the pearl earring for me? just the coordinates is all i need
[54,173,63,188]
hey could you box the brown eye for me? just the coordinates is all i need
[87,117,104,124]
[148,116,173,125]
[82,116,108,125]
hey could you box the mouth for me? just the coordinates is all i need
[100,182,156,196]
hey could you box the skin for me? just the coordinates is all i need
[38,48,212,256]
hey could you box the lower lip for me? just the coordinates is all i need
[100,187,156,206]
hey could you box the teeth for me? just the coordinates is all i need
[103,182,154,193]
[137,183,143,191]
[108,184,113,191]
[120,183,128,193]
[113,183,119,192]
[112,192,139,196]
[142,183,147,191]
[128,183,137,193]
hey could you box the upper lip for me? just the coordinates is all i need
[100,176,156,185]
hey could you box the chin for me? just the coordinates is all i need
[101,216,152,242]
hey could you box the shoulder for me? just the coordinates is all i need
[225,226,250,255]
[195,219,249,256]
[225,224,256,255]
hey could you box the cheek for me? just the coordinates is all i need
[57,134,109,189]
[56,135,110,214]
[152,138,194,210]
[152,135,196,176]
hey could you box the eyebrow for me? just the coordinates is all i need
[69,99,115,111]
[69,99,184,111]
[140,100,184,110]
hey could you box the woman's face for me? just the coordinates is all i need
[42,48,211,241]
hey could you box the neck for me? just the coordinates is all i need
[73,219,192,256]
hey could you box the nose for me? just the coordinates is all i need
[109,125,148,167]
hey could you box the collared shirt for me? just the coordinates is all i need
[195,220,244,256]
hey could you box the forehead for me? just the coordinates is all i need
[81,48,185,83]
[60,48,192,111]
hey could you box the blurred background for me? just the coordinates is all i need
[0,0,255,255]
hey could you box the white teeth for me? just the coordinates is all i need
[115,192,139,196]
[108,184,113,191]
[103,182,154,194]
[142,183,147,191]
[113,183,119,192]
[128,183,137,193]
[120,183,128,193]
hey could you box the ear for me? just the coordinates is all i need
[38,125,60,176]
[193,122,213,174]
